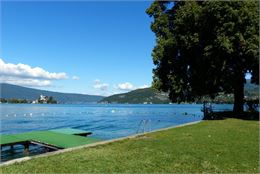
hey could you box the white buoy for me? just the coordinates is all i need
[111,110,115,113]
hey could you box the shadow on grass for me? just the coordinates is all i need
[203,111,259,121]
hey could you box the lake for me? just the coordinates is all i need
[0,104,233,139]
[1,104,233,162]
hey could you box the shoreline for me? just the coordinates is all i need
[0,120,202,166]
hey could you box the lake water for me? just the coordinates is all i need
[0,104,233,162]
[0,104,233,139]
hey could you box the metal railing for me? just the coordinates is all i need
[136,119,151,134]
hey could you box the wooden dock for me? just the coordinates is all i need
[0,128,100,154]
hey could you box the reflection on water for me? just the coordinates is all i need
[1,144,57,162]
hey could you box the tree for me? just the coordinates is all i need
[47,96,57,104]
[146,1,259,112]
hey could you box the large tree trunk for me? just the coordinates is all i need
[233,73,245,113]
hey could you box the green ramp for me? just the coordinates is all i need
[1,129,101,149]
[49,128,91,136]
[0,134,28,145]
[15,131,100,148]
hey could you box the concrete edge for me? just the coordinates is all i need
[0,120,202,166]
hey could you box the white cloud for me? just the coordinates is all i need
[115,83,150,92]
[117,82,135,91]
[0,58,68,87]
[138,84,149,89]
[72,76,80,80]
[93,79,109,91]
[0,58,67,80]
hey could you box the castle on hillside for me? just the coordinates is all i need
[32,95,49,104]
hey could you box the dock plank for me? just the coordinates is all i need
[20,131,99,148]
[0,129,100,149]
[0,135,27,145]
[49,128,91,136]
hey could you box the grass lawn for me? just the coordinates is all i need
[1,118,259,173]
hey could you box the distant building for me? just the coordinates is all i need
[39,94,48,103]
[32,94,48,104]
[32,100,38,104]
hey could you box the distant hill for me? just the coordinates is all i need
[100,81,259,104]
[244,80,259,98]
[0,83,104,104]
[99,88,170,104]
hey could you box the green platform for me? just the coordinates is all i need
[0,128,100,149]
[50,128,92,136]
[0,135,28,145]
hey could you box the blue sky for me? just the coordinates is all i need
[1,1,155,96]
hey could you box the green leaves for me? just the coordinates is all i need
[146,1,259,105]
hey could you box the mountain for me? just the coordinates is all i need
[244,80,259,98]
[0,83,104,104]
[100,81,259,104]
[2,81,257,105]
[99,88,170,104]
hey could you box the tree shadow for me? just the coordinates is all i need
[203,111,259,121]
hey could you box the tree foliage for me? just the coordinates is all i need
[146,1,259,112]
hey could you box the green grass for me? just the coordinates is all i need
[1,119,259,173]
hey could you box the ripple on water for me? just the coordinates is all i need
[0,104,224,137]
[17,120,33,124]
